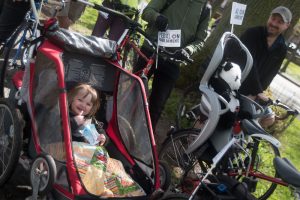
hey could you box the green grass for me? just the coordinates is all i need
[70,0,99,35]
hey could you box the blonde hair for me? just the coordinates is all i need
[67,84,100,117]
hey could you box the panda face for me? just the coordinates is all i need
[219,62,242,90]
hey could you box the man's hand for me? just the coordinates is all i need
[174,49,193,63]
[257,93,269,101]
[155,14,168,31]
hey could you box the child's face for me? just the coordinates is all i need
[71,89,94,116]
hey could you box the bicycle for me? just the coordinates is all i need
[170,87,299,199]
[159,95,282,200]
[161,94,300,200]
[0,0,65,98]
[158,31,294,200]
[116,4,141,71]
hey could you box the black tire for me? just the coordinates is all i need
[175,83,202,129]
[159,160,171,191]
[30,154,57,196]
[0,98,23,186]
[159,129,206,191]
[0,21,33,98]
[238,138,280,200]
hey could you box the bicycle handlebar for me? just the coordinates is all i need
[111,2,139,16]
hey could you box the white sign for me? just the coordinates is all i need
[230,2,247,25]
[157,30,181,47]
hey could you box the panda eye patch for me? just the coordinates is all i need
[223,62,232,71]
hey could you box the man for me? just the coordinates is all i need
[92,0,139,41]
[239,6,292,127]
[136,0,210,130]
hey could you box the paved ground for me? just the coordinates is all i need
[270,73,300,113]
[0,161,32,199]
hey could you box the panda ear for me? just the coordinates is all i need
[221,61,228,67]
[223,62,233,71]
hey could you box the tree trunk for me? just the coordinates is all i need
[178,0,300,88]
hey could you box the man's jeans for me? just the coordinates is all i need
[134,47,178,130]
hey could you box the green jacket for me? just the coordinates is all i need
[142,0,209,56]
[109,0,139,8]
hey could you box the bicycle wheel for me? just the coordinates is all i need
[30,154,57,196]
[239,138,280,200]
[159,129,208,191]
[175,83,202,129]
[0,21,34,98]
[267,104,298,134]
[0,98,24,186]
[158,160,171,191]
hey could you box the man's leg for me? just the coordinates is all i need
[133,47,152,73]
[0,0,29,42]
[92,0,113,37]
[56,2,72,29]
[107,17,127,41]
[68,1,86,23]
[91,13,111,37]
[149,71,176,130]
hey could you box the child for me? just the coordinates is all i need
[67,83,106,145]
[68,84,145,197]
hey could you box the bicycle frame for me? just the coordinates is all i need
[122,37,154,74]
[5,0,64,67]
[187,127,284,199]
[226,133,287,187]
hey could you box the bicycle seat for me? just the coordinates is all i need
[273,157,300,187]
[186,32,253,154]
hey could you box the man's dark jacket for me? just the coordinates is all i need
[239,26,287,95]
